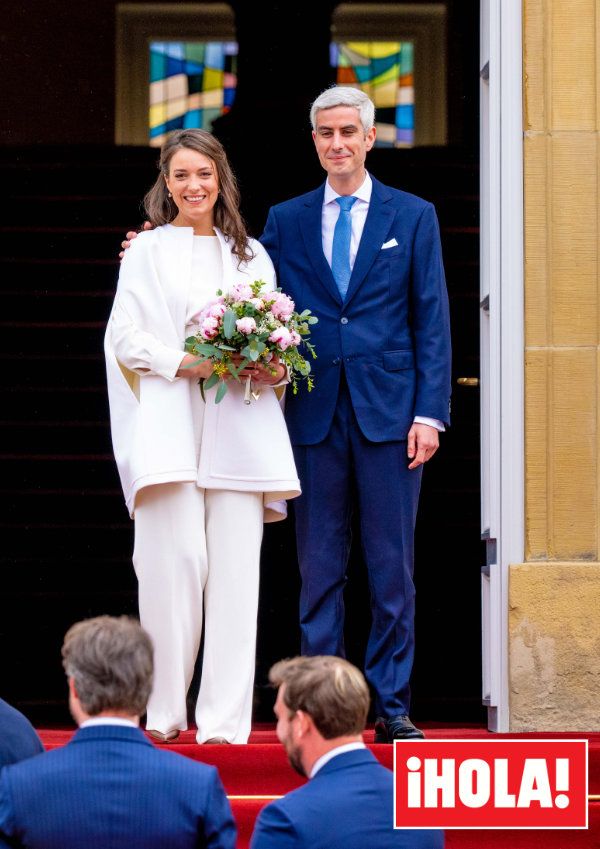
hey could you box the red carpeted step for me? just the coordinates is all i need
[39,726,600,796]
[229,800,600,849]
[37,727,600,847]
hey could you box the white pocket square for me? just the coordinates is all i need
[381,238,398,249]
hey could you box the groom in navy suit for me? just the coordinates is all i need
[0,616,235,849]
[261,87,451,741]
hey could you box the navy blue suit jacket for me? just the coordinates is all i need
[0,724,236,849]
[0,698,44,769]
[261,176,451,445]
[250,748,443,849]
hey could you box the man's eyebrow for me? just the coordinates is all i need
[317,123,359,132]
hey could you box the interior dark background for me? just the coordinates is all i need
[0,0,483,725]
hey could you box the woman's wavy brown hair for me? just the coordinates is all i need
[143,129,253,265]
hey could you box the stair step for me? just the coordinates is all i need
[0,258,118,291]
[1,292,113,322]
[1,387,109,420]
[0,454,119,489]
[0,324,105,356]
[0,356,107,389]
[0,492,127,524]
[1,197,145,228]
[0,526,132,560]
[0,228,127,261]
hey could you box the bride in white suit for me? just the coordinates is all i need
[105,129,300,744]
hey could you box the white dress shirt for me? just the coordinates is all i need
[321,173,444,432]
[309,741,366,778]
[80,717,139,729]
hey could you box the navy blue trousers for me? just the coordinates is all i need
[292,378,423,717]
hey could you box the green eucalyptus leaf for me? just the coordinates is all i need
[215,381,228,404]
[203,372,220,391]
[227,361,241,380]
[193,343,220,356]
[183,357,207,368]
[223,309,236,339]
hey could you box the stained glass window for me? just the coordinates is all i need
[149,41,238,147]
[330,42,415,147]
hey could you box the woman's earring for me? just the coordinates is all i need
[168,192,172,197]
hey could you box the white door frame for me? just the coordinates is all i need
[479,0,524,732]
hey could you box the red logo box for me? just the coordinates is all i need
[393,739,588,829]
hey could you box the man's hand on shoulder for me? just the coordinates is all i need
[119,221,153,260]
[407,423,439,470]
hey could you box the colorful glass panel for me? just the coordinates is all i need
[330,42,415,147]
[149,41,238,146]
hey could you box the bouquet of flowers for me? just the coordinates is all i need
[185,280,317,404]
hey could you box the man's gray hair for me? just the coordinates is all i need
[62,616,153,717]
[310,86,376,133]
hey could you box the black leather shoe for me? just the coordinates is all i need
[374,715,425,742]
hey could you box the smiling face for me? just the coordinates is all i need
[164,147,219,233]
[312,105,376,193]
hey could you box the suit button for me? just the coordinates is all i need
[332,358,340,365]
[340,317,349,325]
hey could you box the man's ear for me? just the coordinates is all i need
[365,125,377,152]
[68,676,78,701]
[295,709,314,738]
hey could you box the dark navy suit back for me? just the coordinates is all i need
[0,725,235,849]
[251,749,444,849]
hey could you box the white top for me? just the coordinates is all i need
[309,742,367,778]
[186,235,223,327]
[321,173,444,433]
[321,173,372,269]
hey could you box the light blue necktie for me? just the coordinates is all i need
[331,196,358,299]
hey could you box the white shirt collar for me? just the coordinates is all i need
[80,717,139,729]
[309,741,366,778]
[324,172,372,205]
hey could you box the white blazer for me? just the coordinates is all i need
[104,224,301,519]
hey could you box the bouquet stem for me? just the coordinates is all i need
[243,376,252,405]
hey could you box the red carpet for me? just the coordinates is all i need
[38,725,600,848]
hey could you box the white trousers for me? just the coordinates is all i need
[133,482,263,743]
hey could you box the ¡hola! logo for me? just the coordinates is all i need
[393,740,588,829]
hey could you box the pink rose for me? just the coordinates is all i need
[200,316,219,340]
[290,330,301,347]
[230,282,253,302]
[208,302,227,319]
[236,317,257,335]
[269,327,293,350]
[271,293,295,320]
[249,298,265,311]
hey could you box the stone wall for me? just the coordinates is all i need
[513,0,600,730]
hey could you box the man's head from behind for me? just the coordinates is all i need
[62,616,153,723]
[270,656,370,777]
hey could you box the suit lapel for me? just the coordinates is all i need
[299,186,343,307]
[344,177,395,308]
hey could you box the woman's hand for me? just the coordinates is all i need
[232,355,286,386]
[176,354,215,380]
